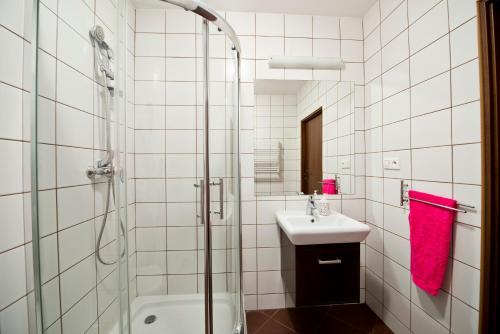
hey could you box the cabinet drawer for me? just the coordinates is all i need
[295,243,360,306]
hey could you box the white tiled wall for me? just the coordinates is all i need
[362,0,481,333]
[230,12,367,310]
[0,0,136,332]
[254,94,299,196]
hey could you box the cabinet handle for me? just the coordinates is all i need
[318,258,342,265]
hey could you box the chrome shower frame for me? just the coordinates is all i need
[159,1,243,334]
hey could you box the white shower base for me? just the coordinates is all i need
[113,293,239,334]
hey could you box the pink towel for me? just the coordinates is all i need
[408,190,457,296]
[322,179,337,194]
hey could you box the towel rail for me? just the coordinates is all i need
[399,180,475,214]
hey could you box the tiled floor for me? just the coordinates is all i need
[246,304,393,334]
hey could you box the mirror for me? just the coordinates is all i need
[253,79,356,196]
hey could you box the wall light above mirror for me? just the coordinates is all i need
[254,79,356,197]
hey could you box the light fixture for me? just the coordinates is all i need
[268,56,345,70]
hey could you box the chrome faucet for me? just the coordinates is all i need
[306,195,318,217]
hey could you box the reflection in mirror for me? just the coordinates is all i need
[253,80,356,196]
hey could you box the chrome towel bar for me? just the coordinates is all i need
[399,180,475,214]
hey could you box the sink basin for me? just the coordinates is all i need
[275,211,370,245]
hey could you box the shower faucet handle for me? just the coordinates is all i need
[86,165,113,179]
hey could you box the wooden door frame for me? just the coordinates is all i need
[478,0,500,333]
[301,107,323,194]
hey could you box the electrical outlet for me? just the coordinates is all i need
[383,158,400,170]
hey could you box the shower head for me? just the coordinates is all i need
[90,25,105,44]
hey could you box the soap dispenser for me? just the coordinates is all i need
[318,193,331,216]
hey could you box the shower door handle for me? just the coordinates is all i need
[211,178,224,220]
[194,180,205,224]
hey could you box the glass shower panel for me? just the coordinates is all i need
[205,24,242,334]
[32,0,128,332]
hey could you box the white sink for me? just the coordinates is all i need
[275,211,370,245]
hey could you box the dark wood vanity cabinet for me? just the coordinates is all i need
[280,230,360,307]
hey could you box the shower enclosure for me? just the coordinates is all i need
[31,0,243,333]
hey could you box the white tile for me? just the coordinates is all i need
[384,204,410,239]
[383,120,410,151]
[135,57,165,81]
[409,1,448,54]
[135,179,166,202]
[453,184,481,227]
[407,0,441,24]
[366,246,383,277]
[384,283,411,327]
[448,0,477,30]
[136,203,166,227]
[226,12,255,35]
[256,13,284,36]
[165,178,196,202]
[135,81,166,105]
[0,82,22,140]
[383,89,410,124]
[167,251,196,274]
[365,27,381,61]
[167,227,196,250]
[56,62,93,113]
[168,275,197,294]
[166,57,196,81]
[57,19,93,77]
[410,72,451,117]
[450,18,478,67]
[451,297,479,334]
[256,224,280,247]
[257,293,285,309]
[137,276,167,295]
[341,40,363,62]
[0,27,24,88]
[135,130,165,153]
[0,0,25,36]
[61,289,97,333]
[166,34,196,57]
[452,101,481,144]
[384,231,410,268]
[410,35,450,85]
[56,147,93,187]
[365,51,381,83]
[340,17,363,40]
[135,154,165,178]
[165,82,196,105]
[57,185,94,229]
[135,105,165,130]
[284,14,312,37]
[381,2,407,46]
[257,200,285,224]
[166,9,195,33]
[0,140,23,195]
[256,36,284,59]
[411,282,451,329]
[0,247,27,309]
[0,194,24,253]
[165,154,196,177]
[95,0,116,32]
[364,2,381,37]
[136,227,166,251]
[383,308,411,334]
[0,297,29,334]
[165,130,196,153]
[257,248,281,271]
[411,109,451,148]
[284,38,312,57]
[412,146,452,182]
[451,59,480,106]
[382,59,409,98]
[384,256,411,297]
[453,143,481,184]
[38,4,57,56]
[382,30,409,73]
[56,104,93,148]
[381,0,405,20]
[258,271,284,294]
[58,0,94,42]
[410,302,449,334]
[135,33,165,57]
[313,16,340,39]
[453,223,481,268]
[166,106,196,129]
[37,51,56,100]
[451,260,480,309]
[60,255,96,312]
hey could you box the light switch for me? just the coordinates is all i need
[383,157,400,170]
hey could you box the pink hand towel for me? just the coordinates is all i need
[408,190,457,296]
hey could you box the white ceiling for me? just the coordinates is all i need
[134,0,377,17]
